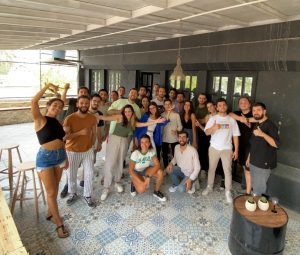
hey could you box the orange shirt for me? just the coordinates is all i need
[64,113,97,152]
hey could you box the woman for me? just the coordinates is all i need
[181,101,197,148]
[140,96,150,116]
[31,83,69,238]
[135,102,169,161]
[128,134,166,201]
[99,104,165,201]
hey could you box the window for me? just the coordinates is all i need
[91,70,103,93]
[209,72,256,111]
[108,71,121,95]
[0,50,78,98]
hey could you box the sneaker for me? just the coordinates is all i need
[79,180,84,187]
[225,190,233,204]
[153,190,167,202]
[187,183,196,194]
[219,179,225,191]
[115,183,123,193]
[66,193,78,205]
[60,184,68,198]
[130,182,136,197]
[101,188,109,201]
[168,185,178,193]
[84,196,96,208]
[202,186,213,196]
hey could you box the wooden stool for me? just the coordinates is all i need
[0,144,23,192]
[10,161,46,218]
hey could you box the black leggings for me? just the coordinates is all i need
[162,142,178,168]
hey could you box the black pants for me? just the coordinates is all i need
[162,142,178,168]
[197,130,209,171]
[156,144,162,161]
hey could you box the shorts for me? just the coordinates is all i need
[36,147,67,172]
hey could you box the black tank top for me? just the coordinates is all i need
[36,116,65,145]
[182,117,192,129]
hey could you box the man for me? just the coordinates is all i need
[136,85,147,107]
[98,89,110,142]
[129,134,166,201]
[202,98,240,203]
[118,86,126,99]
[229,96,253,194]
[195,93,210,176]
[174,91,185,115]
[161,99,182,168]
[168,88,177,103]
[108,88,141,134]
[63,95,97,207]
[110,90,119,102]
[152,83,160,100]
[60,84,90,198]
[246,102,279,195]
[152,87,165,114]
[166,131,200,194]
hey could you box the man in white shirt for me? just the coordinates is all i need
[202,98,240,203]
[166,131,200,194]
[152,87,165,114]
[161,99,182,168]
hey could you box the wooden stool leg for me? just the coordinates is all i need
[11,171,21,215]
[20,171,26,209]
[32,170,39,218]
[38,173,46,205]
[8,149,13,193]
[16,147,23,163]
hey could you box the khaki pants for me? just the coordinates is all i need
[207,146,233,191]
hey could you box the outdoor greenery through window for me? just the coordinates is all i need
[0,50,78,98]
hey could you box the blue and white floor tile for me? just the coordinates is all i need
[1,123,300,255]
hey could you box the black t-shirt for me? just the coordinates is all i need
[249,119,280,169]
[234,110,253,148]
[96,111,104,127]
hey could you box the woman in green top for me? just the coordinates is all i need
[99,104,165,201]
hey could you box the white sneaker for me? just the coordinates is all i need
[169,185,178,193]
[202,186,213,196]
[225,190,233,204]
[187,183,196,194]
[101,188,109,201]
[115,183,123,193]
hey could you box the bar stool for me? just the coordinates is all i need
[10,161,46,218]
[0,143,23,192]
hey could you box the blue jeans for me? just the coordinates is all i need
[184,128,193,145]
[170,166,189,193]
[36,147,66,172]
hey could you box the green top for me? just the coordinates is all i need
[195,105,208,120]
[113,121,134,137]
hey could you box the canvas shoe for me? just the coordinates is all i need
[153,190,167,202]
[130,182,137,197]
[168,185,178,193]
[202,186,213,196]
[115,183,124,193]
[225,190,233,204]
[66,193,78,205]
[101,188,109,201]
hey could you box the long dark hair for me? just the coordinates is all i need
[121,104,136,126]
[181,100,194,122]
[137,134,153,152]
[46,98,64,107]
[147,101,160,119]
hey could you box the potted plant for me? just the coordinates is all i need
[258,196,269,211]
[245,196,257,212]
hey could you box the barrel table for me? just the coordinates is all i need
[229,195,288,255]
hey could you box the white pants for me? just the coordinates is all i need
[104,135,129,188]
[67,148,94,197]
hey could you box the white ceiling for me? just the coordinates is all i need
[0,0,299,50]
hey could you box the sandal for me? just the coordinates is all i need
[56,225,69,238]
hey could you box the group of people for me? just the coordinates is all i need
[31,82,279,238]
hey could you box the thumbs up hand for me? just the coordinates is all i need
[253,126,264,137]
[212,120,221,131]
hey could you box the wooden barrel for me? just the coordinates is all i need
[229,195,288,255]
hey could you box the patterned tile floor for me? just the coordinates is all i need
[1,123,300,255]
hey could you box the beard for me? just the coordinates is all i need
[254,113,264,120]
[91,105,98,111]
[79,107,88,114]
[179,141,187,146]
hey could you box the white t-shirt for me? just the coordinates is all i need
[151,98,164,106]
[130,149,156,172]
[205,114,240,150]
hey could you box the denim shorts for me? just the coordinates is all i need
[36,147,66,172]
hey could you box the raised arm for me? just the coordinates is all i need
[61,83,70,105]
[99,114,122,122]
[135,117,166,127]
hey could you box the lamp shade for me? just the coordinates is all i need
[169,56,185,81]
